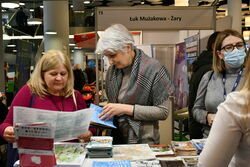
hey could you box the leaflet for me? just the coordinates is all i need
[14,106,94,142]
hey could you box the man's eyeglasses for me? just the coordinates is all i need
[221,42,245,52]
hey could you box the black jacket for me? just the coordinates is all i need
[188,50,213,139]
[73,69,86,93]
[0,101,8,145]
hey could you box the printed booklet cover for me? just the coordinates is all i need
[112,144,155,161]
[149,144,175,157]
[54,142,87,167]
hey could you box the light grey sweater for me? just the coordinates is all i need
[192,67,245,137]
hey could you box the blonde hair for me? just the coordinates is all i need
[212,29,246,72]
[27,50,74,97]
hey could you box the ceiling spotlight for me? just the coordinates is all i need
[84,0,91,4]
[13,50,17,52]
[45,31,57,35]
[7,44,16,47]
[27,18,42,25]
[1,3,19,9]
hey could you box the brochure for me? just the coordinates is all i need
[112,144,155,161]
[54,142,87,167]
[149,144,175,157]
[14,106,94,141]
[92,160,131,167]
[90,104,116,128]
[15,123,56,167]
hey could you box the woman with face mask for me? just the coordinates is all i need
[192,29,247,138]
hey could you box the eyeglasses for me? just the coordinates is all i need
[221,42,245,52]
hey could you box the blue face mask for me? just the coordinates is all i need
[223,48,246,68]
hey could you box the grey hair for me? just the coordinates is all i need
[95,24,134,54]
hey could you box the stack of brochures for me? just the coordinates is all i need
[15,122,57,167]
[171,141,197,156]
[86,136,113,158]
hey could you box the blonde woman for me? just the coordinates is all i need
[0,50,94,167]
[198,50,250,166]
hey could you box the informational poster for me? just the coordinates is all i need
[173,42,189,110]
[15,40,33,92]
[184,34,200,81]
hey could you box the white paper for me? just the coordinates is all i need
[14,106,94,142]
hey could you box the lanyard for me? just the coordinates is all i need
[50,96,64,111]
[222,67,243,99]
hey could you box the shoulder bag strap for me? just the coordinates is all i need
[72,90,78,110]
[29,94,35,107]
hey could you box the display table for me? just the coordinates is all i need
[14,143,200,167]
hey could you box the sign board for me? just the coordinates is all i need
[96,7,215,30]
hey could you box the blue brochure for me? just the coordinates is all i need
[90,104,116,128]
[93,160,131,167]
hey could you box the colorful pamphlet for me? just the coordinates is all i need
[15,122,56,167]
[92,160,131,167]
[149,144,175,157]
[112,144,155,161]
[182,156,199,167]
[171,141,197,156]
[54,142,87,167]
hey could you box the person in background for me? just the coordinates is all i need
[85,60,96,84]
[15,7,27,28]
[0,50,94,167]
[0,94,8,167]
[95,24,174,144]
[192,29,247,138]
[198,49,250,167]
[73,64,86,93]
[188,31,220,139]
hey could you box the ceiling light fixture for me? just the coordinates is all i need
[84,0,91,4]
[245,16,250,27]
[243,31,250,40]
[7,44,16,47]
[45,31,57,35]
[27,18,43,25]
[19,3,25,6]
[1,3,19,9]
